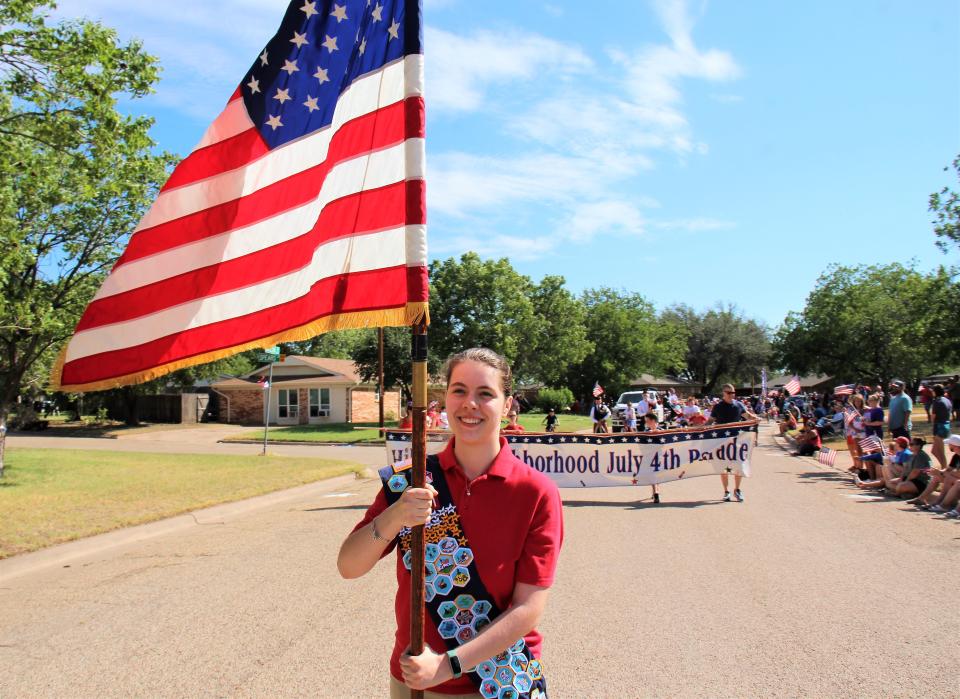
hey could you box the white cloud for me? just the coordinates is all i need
[425,27,592,113]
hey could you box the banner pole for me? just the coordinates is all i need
[409,322,428,699]
[379,327,386,431]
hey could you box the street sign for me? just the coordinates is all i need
[256,346,281,363]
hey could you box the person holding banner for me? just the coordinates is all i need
[643,412,662,503]
[707,384,756,502]
[338,348,563,697]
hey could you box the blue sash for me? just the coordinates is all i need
[379,455,549,699]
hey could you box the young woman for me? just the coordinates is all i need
[338,348,563,698]
[843,394,867,473]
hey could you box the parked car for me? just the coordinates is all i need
[611,390,659,432]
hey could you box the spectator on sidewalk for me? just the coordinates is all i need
[892,437,932,499]
[930,384,953,468]
[863,394,885,439]
[856,436,912,490]
[915,434,960,511]
[794,419,822,457]
[843,394,867,473]
[887,380,912,439]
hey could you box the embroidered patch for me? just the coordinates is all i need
[387,474,408,493]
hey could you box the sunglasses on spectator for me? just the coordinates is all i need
[723,390,734,395]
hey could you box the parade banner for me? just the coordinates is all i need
[385,422,759,487]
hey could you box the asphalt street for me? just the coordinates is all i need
[1,425,958,697]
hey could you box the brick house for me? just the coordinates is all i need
[210,356,401,426]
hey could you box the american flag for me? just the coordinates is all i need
[817,448,837,467]
[592,382,604,398]
[783,376,801,396]
[52,0,427,392]
[834,384,854,397]
[858,435,886,454]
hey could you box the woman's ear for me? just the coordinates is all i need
[503,395,514,417]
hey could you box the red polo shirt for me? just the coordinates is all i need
[353,437,564,694]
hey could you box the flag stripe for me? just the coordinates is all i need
[67,224,425,362]
[80,180,425,330]
[134,56,422,234]
[192,93,251,151]
[61,266,426,387]
[118,95,424,268]
[162,128,270,192]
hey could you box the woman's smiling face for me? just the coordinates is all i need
[445,359,510,445]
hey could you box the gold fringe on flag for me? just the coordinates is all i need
[49,301,429,393]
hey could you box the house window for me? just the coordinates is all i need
[278,389,299,418]
[309,388,330,417]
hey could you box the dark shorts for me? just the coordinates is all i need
[908,476,929,493]
[891,426,911,439]
[933,422,951,438]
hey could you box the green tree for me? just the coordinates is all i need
[526,275,590,387]
[662,304,771,394]
[427,253,541,378]
[0,1,173,473]
[351,326,442,400]
[565,288,686,402]
[772,263,960,392]
[283,328,372,359]
[930,154,960,253]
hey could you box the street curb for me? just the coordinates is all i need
[219,439,385,447]
[0,471,377,585]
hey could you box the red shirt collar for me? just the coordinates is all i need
[438,436,514,480]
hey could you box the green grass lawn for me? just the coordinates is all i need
[513,413,593,433]
[0,449,361,559]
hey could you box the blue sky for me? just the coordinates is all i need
[54,0,960,328]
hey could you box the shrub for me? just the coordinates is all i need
[534,387,574,413]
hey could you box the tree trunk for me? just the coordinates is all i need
[0,401,8,479]
[123,386,140,426]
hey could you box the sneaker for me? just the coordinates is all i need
[653,492,660,504]
[734,489,744,502]
[723,491,731,502]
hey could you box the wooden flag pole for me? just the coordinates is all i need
[409,322,428,699]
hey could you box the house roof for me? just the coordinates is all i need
[212,356,365,390]
[766,373,833,388]
[629,374,703,389]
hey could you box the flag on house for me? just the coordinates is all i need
[592,382,604,398]
[783,376,801,396]
[817,447,837,467]
[52,0,427,392]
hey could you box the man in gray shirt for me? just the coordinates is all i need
[887,380,913,439]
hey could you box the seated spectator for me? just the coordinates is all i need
[794,419,821,456]
[779,410,798,435]
[856,437,912,489]
[397,410,413,430]
[891,437,932,498]
[915,434,960,512]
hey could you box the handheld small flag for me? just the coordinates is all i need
[858,435,883,453]
[783,376,801,396]
[592,382,604,398]
[818,448,837,467]
[834,384,854,397]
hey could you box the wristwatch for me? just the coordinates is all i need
[445,649,463,679]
